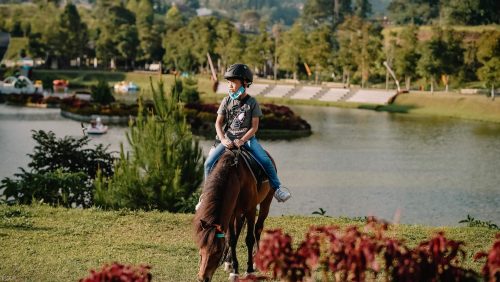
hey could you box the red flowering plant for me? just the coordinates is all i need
[254,229,314,281]
[255,218,483,282]
[79,262,152,282]
[475,233,500,282]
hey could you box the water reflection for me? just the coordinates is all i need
[0,104,499,226]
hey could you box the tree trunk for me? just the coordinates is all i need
[315,64,319,84]
[430,77,434,94]
[492,84,495,101]
[385,69,389,90]
[405,76,411,91]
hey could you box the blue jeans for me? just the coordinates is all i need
[204,136,281,190]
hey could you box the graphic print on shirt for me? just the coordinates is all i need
[228,103,251,137]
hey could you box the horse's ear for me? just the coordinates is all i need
[200,219,210,230]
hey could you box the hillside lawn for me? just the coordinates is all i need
[0,204,497,281]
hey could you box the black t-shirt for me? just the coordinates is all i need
[217,95,263,140]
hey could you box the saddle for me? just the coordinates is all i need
[228,147,269,188]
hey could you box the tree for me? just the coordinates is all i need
[387,0,439,25]
[94,81,204,212]
[353,0,372,19]
[277,21,307,80]
[214,18,242,73]
[393,25,420,90]
[240,10,261,32]
[337,16,382,88]
[417,27,446,93]
[440,0,500,25]
[96,4,139,69]
[57,3,89,67]
[476,31,500,99]
[305,24,336,83]
[439,29,464,91]
[128,0,162,63]
[302,0,333,28]
[243,21,273,76]
[187,17,218,72]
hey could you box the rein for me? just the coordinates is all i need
[229,144,241,167]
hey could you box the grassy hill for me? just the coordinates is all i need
[0,204,497,281]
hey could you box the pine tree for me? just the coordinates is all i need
[94,80,204,212]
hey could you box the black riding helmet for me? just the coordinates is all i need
[224,64,253,87]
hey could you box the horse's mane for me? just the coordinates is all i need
[193,151,237,250]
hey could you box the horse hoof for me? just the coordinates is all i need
[228,273,239,281]
[224,262,233,272]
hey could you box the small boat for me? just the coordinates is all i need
[83,117,108,135]
[53,80,69,93]
[0,76,42,94]
[113,81,139,93]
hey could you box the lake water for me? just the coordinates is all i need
[1,103,499,226]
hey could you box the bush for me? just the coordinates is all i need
[0,130,115,208]
[94,80,204,212]
[90,79,115,105]
[255,217,482,282]
[79,262,152,282]
[475,234,500,282]
[180,76,200,103]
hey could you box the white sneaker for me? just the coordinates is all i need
[274,187,291,202]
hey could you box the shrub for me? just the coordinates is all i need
[475,234,500,282]
[94,80,204,212]
[180,76,200,103]
[79,262,152,282]
[90,79,115,105]
[0,130,115,208]
[255,218,482,282]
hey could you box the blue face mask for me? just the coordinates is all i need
[229,86,245,100]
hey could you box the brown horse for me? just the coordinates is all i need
[193,149,275,282]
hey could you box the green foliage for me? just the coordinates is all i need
[393,25,420,89]
[57,2,89,67]
[353,0,372,19]
[96,4,139,68]
[90,79,115,105]
[277,21,307,79]
[1,170,89,208]
[0,130,115,208]
[94,80,204,212]
[312,207,327,216]
[180,76,200,104]
[459,215,499,230]
[417,27,465,91]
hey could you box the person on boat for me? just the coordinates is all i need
[95,117,103,128]
[201,63,291,205]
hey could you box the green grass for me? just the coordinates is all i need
[0,204,496,281]
[391,92,500,123]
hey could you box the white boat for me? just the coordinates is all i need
[113,81,139,93]
[83,117,108,135]
[0,76,43,94]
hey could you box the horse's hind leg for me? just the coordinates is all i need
[245,208,257,274]
[255,193,273,248]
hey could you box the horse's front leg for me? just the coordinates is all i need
[225,215,245,273]
[228,215,240,282]
[245,209,257,274]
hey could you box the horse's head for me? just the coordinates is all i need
[197,220,228,282]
